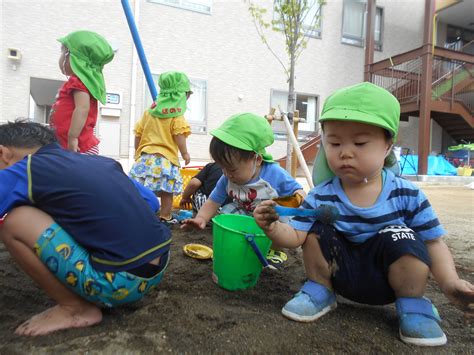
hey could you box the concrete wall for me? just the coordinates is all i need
[1,0,431,166]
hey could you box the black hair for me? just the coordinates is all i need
[209,136,255,167]
[0,120,57,148]
[320,121,396,167]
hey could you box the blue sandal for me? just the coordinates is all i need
[282,280,337,322]
[395,297,447,346]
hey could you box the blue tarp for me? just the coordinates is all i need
[400,155,457,176]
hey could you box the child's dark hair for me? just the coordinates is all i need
[0,120,57,148]
[209,136,255,166]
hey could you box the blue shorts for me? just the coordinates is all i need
[34,223,169,308]
[309,222,431,305]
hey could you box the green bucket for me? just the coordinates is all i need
[212,214,272,291]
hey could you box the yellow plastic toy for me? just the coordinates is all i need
[183,244,213,260]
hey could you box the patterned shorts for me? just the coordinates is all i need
[129,154,183,194]
[35,223,168,308]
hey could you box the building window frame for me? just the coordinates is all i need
[145,74,208,134]
[147,0,212,15]
[269,89,319,139]
[341,0,384,51]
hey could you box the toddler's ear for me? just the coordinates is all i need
[256,154,263,165]
[385,144,393,158]
[0,146,12,165]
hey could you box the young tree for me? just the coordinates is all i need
[248,0,325,172]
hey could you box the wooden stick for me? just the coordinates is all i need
[281,112,314,189]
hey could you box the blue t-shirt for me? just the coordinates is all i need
[290,169,446,243]
[0,143,170,272]
[209,162,302,205]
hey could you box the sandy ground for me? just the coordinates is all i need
[0,184,472,353]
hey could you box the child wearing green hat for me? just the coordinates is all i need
[254,82,474,346]
[50,30,114,154]
[130,71,192,225]
[181,113,304,235]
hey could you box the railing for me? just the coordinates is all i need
[431,57,474,112]
[368,45,474,114]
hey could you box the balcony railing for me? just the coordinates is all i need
[369,45,474,114]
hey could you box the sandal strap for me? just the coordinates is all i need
[395,297,441,322]
[301,280,333,304]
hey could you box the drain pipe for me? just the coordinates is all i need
[124,0,140,171]
[122,0,159,170]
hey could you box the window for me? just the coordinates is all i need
[270,90,318,136]
[147,74,208,133]
[273,0,322,38]
[147,0,212,14]
[342,0,383,51]
[29,77,65,124]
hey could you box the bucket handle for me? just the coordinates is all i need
[244,234,275,270]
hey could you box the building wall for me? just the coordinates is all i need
[1,0,429,166]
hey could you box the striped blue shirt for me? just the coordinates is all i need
[290,169,445,243]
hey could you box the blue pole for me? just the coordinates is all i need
[121,0,158,100]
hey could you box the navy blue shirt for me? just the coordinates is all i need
[0,143,171,272]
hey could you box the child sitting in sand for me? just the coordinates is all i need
[0,121,170,336]
[181,113,305,265]
[254,82,474,346]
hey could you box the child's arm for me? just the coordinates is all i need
[173,134,190,165]
[254,200,308,248]
[179,177,202,209]
[180,199,220,230]
[134,135,141,152]
[68,91,90,152]
[426,238,474,322]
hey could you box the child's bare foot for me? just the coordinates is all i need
[15,303,102,336]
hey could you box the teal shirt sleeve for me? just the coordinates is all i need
[0,159,30,216]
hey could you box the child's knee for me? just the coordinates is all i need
[1,207,54,242]
[377,225,431,268]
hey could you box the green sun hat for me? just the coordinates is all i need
[149,71,191,118]
[313,82,401,185]
[58,30,114,104]
[211,113,275,162]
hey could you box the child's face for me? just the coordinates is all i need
[219,154,262,185]
[58,45,73,76]
[323,120,391,184]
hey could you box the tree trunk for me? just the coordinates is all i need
[286,48,297,173]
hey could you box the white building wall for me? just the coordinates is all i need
[1,0,430,166]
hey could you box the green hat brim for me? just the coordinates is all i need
[320,108,398,140]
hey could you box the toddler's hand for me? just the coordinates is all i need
[179,196,192,209]
[182,152,191,165]
[253,200,279,233]
[443,279,474,325]
[180,216,207,230]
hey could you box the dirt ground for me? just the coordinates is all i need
[0,184,472,353]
